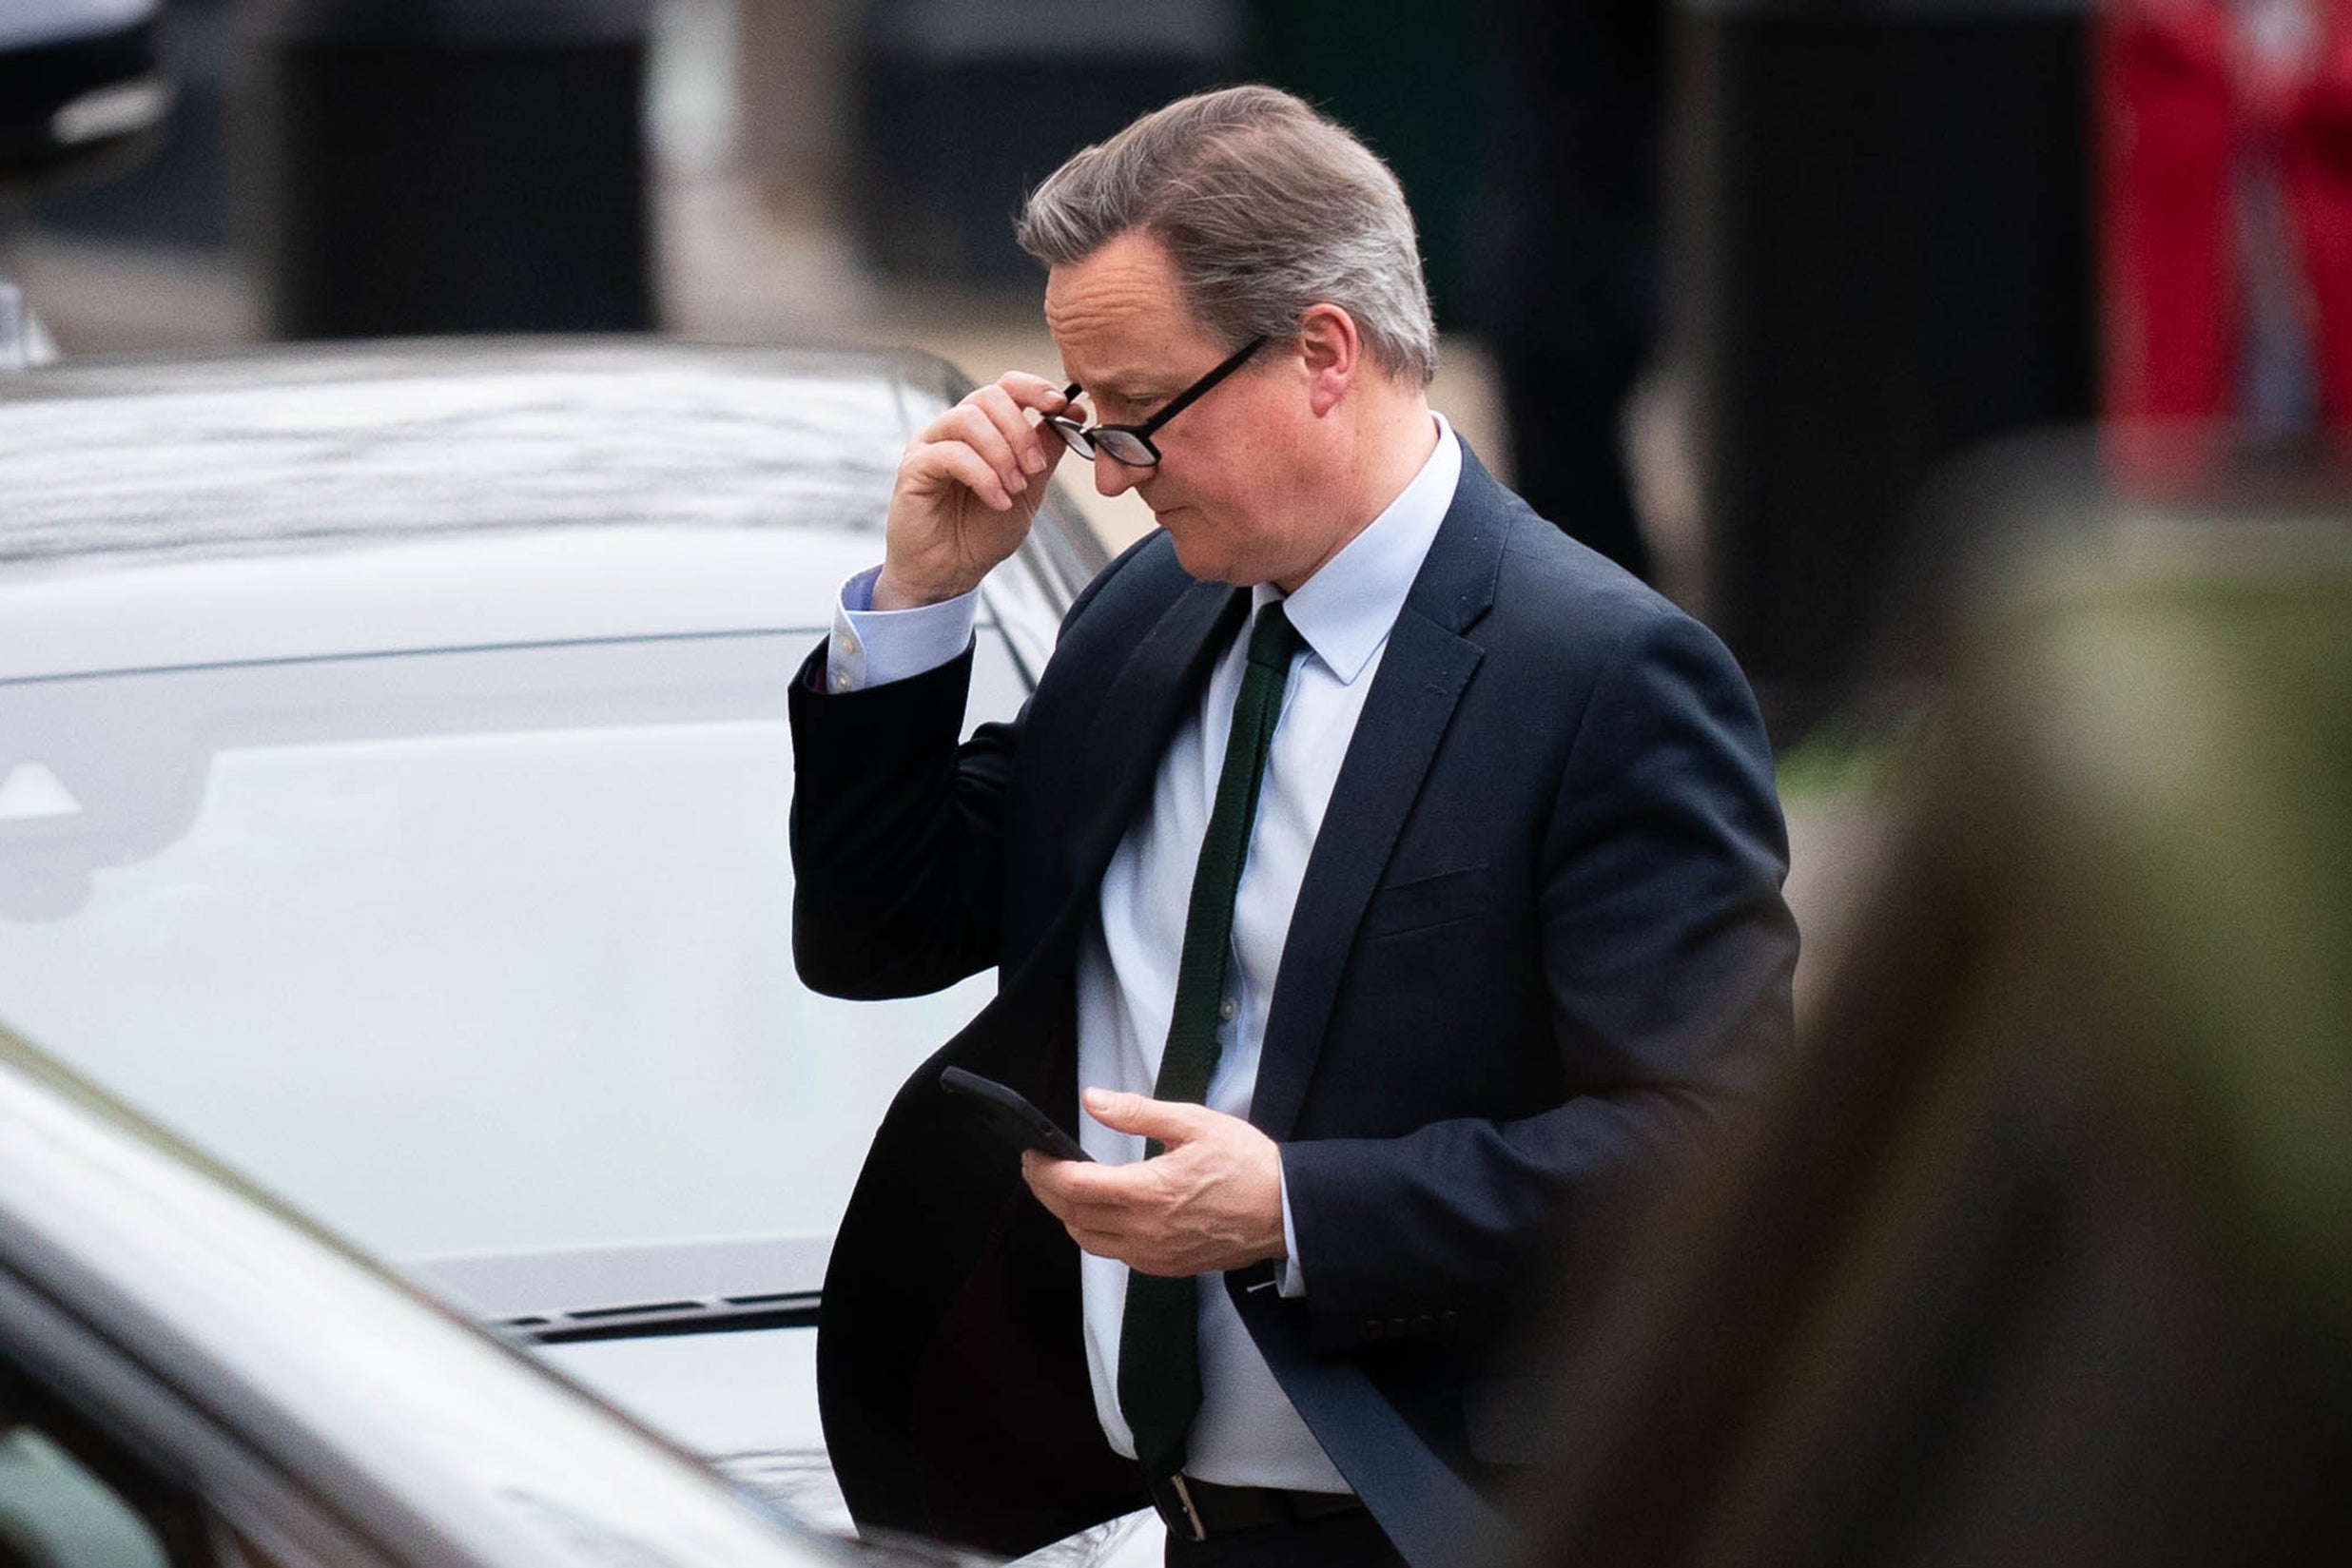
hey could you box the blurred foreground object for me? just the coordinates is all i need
[1678,0,2097,740]
[233,0,653,337]
[1521,438,2351,1564]
[0,1026,885,1568]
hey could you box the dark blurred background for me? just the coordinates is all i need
[2,0,2155,749]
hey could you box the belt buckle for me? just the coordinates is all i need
[1158,1473,1209,1543]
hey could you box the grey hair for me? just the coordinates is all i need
[1016,85,1438,386]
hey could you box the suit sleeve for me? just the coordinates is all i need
[787,643,1019,1000]
[1280,611,1798,1350]
[787,540,1145,1002]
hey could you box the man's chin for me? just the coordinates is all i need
[1159,513,1259,587]
[1167,541,1239,586]
[1158,514,1210,574]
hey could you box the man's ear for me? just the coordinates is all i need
[1296,302,1361,416]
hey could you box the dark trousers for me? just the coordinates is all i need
[1161,1507,1407,1567]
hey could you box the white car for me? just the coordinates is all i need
[0,340,1157,1565]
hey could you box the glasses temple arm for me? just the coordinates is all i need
[1134,336,1268,437]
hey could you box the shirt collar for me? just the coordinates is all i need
[1256,413,1461,686]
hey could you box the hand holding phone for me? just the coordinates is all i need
[941,1067,1093,1162]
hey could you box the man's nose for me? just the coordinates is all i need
[1093,449,1139,498]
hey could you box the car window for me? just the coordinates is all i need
[0,1357,204,1568]
[0,628,1030,1306]
[0,1426,172,1568]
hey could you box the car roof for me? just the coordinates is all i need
[0,339,1089,678]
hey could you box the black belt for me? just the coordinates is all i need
[1144,1472,1365,1541]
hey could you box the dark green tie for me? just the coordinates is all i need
[1118,598,1302,1487]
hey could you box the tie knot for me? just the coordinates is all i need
[1246,600,1300,673]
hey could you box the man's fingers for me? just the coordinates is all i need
[1082,1087,1214,1145]
[968,383,1057,478]
[1022,1116,1281,1276]
[910,440,1014,512]
[900,369,1072,512]
[1025,1149,1148,1208]
[1020,1148,1142,1213]
[992,370,1070,415]
[937,403,1029,500]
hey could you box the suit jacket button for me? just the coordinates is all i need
[1363,1320,1384,1342]
[1412,1315,1434,1334]
[1389,1317,1409,1336]
[1439,1309,1460,1326]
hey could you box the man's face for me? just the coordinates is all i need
[1044,231,1319,587]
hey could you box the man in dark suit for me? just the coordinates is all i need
[789,87,1796,1568]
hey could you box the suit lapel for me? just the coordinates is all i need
[1062,575,1248,896]
[992,573,1243,1017]
[1250,455,1513,1140]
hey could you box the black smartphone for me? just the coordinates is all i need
[940,1067,1093,1162]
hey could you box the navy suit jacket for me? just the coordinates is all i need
[787,450,1797,1567]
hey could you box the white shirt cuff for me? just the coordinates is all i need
[1276,1154,1307,1297]
[826,565,981,692]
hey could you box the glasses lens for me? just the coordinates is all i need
[1097,430,1158,468]
[1047,417,1094,459]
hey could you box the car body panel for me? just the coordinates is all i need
[0,339,1099,677]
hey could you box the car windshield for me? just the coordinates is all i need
[0,629,1025,1313]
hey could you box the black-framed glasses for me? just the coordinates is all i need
[1047,335,1268,469]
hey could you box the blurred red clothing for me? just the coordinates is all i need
[2100,0,2352,436]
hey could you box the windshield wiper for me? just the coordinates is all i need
[501,1289,820,1345]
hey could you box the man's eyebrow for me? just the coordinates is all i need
[1084,378,1165,407]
